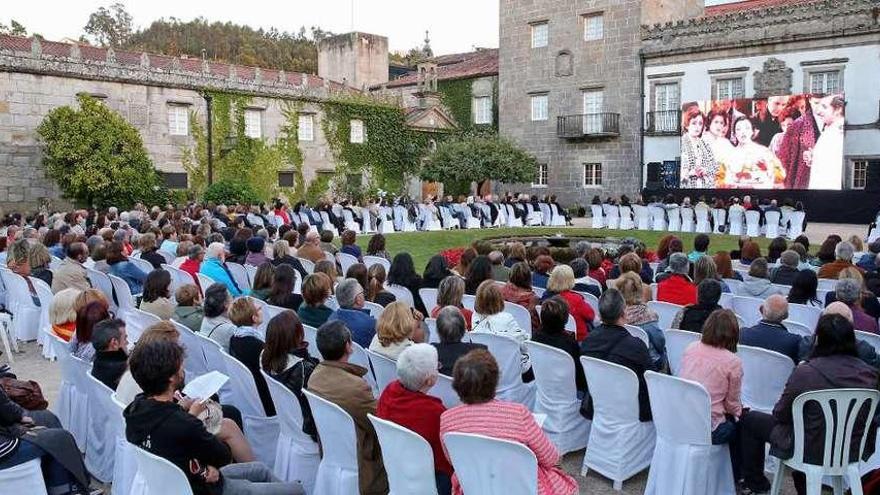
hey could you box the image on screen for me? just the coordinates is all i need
[678,94,845,190]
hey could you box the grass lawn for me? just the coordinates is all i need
[352,227,773,270]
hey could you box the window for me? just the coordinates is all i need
[278,171,295,188]
[530,94,548,121]
[852,160,868,190]
[583,14,604,41]
[583,163,602,187]
[162,172,188,189]
[167,105,188,136]
[350,119,364,143]
[715,77,744,100]
[810,70,841,95]
[531,22,548,48]
[244,109,262,139]
[533,163,548,187]
[298,114,314,141]
[582,89,604,133]
[473,96,492,124]
[654,82,680,112]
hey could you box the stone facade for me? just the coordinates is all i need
[318,32,389,90]
[498,0,643,205]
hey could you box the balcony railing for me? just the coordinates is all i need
[644,110,681,136]
[556,113,620,139]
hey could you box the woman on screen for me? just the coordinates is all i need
[769,106,800,157]
[680,106,718,189]
[724,116,786,189]
[808,95,845,190]
[702,110,736,187]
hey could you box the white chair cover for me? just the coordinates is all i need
[664,330,701,376]
[646,300,682,331]
[618,205,634,230]
[787,211,805,240]
[427,373,460,408]
[260,371,320,493]
[745,210,761,237]
[296,258,315,275]
[523,341,590,455]
[719,292,735,310]
[649,206,666,231]
[503,204,521,228]
[679,207,695,232]
[711,208,727,234]
[764,211,781,238]
[362,301,384,319]
[667,206,681,231]
[580,357,655,490]
[590,205,605,229]
[0,459,48,495]
[32,278,55,360]
[87,268,118,313]
[605,205,620,230]
[350,342,379,396]
[739,345,794,414]
[0,270,41,341]
[770,389,879,495]
[644,372,736,495]
[535,203,550,226]
[695,207,711,233]
[126,308,161,344]
[368,415,440,495]
[732,295,764,328]
[303,390,360,495]
[129,444,194,495]
[108,273,137,317]
[788,303,821,330]
[385,284,414,307]
[366,349,397,394]
[162,264,195,293]
[464,206,482,229]
[303,325,320,360]
[783,320,812,338]
[225,262,252,291]
[363,256,391,273]
[856,331,880,355]
[468,332,535,408]
[442,433,538,494]
[632,205,650,230]
[46,332,84,451]
[65,352,93,453]
[341,209,359,232]
[550,204,567,227]
[83,373,121,482]
[728,208,744,236]
[624,324,651,348]
[504,301,533,336]
[128,256,155,276]
[110,394,138,495]
[418,288,439,314]
[378,207,395,234]
[722,278,743,294]
[335,252,357,276]
[171,321,210,379]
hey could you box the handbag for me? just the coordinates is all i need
[0,377,48,410]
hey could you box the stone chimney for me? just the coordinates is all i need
[317,32,389,89]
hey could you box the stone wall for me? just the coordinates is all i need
[499,0,643,205]
[318,32,389,91]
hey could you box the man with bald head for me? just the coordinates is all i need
[51,241,90,293]
[739,294,801,363]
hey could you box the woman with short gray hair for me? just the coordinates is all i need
[835,277,879,333]
[431,276,473,329]
[376,343,453,494]
[431,306,487,376]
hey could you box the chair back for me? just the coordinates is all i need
[788,303,821,330]
[427,373,460,408]
[784,320,813,338]
[665,329,701,375]
[503,301,533,336]
[443,432,538,494]
[363,256,391,272]
[337,253,360,276]
[130,444,194,495]
[722,278,743,294]
[419,288,439,314]
[87,268,118,312]
[171,320,210,378]
[633,204,650,230]
[577,291,600,319]
[226,262,252,291]
[719,292,734,310]
[618,205,634,229]
[161,264,194,293]
[856,330,880,356]
[647,300,682,330]
[244,264,258,287]
[738,345,794,413]
[126,308,162,344]
[0,458,48,494]
[349,342,378,393]
[765,211,781,238]
[368,415,440,495]
[303,325,321,360]
[788,389,880,473]
[525,340,578,403]
[219,350,270,417]
[645,371,712,446]
[467,332,525,400]
[745,210,761,237]
[84,372,123,482]
[788,211,805,239]
[624,324,651,348]
[581,356,642,422]
[362,301,384,319]
[667,206,681,231]
[385,284,415,307]
[590,205,605,229]
[297,258,316,274]
[260,370,317,453]
[196,273,216,295]
[129,257,155,275]
[303,390,359,470]
[732,295,764,328]
[108,274,136,317]
[366,349,397,394]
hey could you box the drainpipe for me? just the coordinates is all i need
[204,93,214,186]
[639,52,646,195]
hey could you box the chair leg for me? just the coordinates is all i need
[0,324,14,364]
[847,466,864,495]
[804,469,823,495]
[831,475,845,495]
[580,460,588,477]
[612,479,622,491]
[769,460,787,495]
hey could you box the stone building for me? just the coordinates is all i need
[641,0,880,192]
[498,0,644,205]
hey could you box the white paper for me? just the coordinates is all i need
[532,413,547,428]
[182,371,228,401]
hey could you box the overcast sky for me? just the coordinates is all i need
[3,0,499,55]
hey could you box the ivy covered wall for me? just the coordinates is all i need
[437,76,498,135]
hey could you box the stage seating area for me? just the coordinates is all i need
[2,203,880,495]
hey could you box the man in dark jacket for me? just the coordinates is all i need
[91,318,129,390]
[671,279,722,333]
[580,289,656,421]
[124,340,300,495]
[431,307,486,376]
[769,250,802,286]
[739,295,801,364]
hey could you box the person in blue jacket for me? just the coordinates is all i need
[199,242,245,297]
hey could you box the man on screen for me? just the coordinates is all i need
[751,99,782,147]
[778,95,824,189]
[808,95,845,190]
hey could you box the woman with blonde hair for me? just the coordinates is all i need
[694,255,730,293]
[369,300,423,360]
[74,288,109,314]
[472,280,531,373]
[617,272,666,369]
[49,288,82,341]
[541,264,595,342]
[28,242,53,286]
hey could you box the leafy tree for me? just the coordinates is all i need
[202,180,260,205]
[83,3,133,48]
[421,135,537,195]
[37,94,165,208]
[0,19,27,36]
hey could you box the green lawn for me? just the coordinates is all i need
[352,227,772,270]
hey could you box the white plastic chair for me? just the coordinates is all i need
[0,270,41,342]
[226,262,252,291]
[83,373,122,482]
[590,205,605,229]
[765,211,781,238]
[745,211,761,237]
[363,300,384,319]
[260,371,319,493]
[649,206,666,231]
[337,252,360,277]
[504,301,533,336]
[722,278,743,295]
[341,209,359,232]
[789,303,822,331]
[695,207,711,233]
[303,389,360,495]
[297,258,315,275]
[129,444,194,495]
[550,203,567,227]
[31,278,55,360]
[728,208,744,236]
[711,208,727,234]
[368,415,440,495]
[856,330,880,356]
[633,205,650,230]
[87,268,117,313]
[128,256,155,276]
[366,349,397,394]
[647,300,682,331]
[605,205,620,230]
[524,341,590,455]
[443,432,538,494]
[733,295,764,328]
[580,356,655,490]
[719,292,734,310]
[350,342,379,395]
[303,325,320,360]
[427,373,460,408]
[769,389,880,495]
[783,320,813,338]
[363,255,391,273]
[245,264,258,287]
[665,329,701,376]
[126,308,161,344]
[171,320,210,379]
[787,211,806,240]
[739,345,794,413]
[161,264,195,293]
[419,288,439,314]
[624,324,651,348]
[108,273,137,318]
[196,273,217,295]
[0,458,48,494]
[385,284,415,307]
[538,203,553,227]
[644,371,736,495]
[468,332,535,409]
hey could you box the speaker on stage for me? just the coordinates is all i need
[865,160,880,192]
[645,162,662,190]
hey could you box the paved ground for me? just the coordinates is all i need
[4,341,806,494]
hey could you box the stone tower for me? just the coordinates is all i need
[317,32,389,90]
[641,0,705,26]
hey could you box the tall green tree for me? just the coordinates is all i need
[37,95,165,208]
[421,135,537,195]
[0,19,27,36]
[83,3,133,47]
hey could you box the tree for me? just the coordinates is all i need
[37,95,165,208]
[83,3,132,48]
[0,19,27,36]
[421,135,538,195]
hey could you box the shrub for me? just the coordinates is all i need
[202,180,260,205]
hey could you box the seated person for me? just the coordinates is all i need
[327,279,377,348]
[431,306,487,376]
[139,269,175,320]
[173,284,205,334]
[617,272,666,369]
[656,253,697,306]
[737,258,784,299]
[228,298,275,416]
[91,318,129,390]
[431,276,473,329]
[199,283,238,352]
[265,264,303,311]
[540,264,595,342]
[769,250,801,286]
[739,295,801,363]
[297,273,335,328]
[369,301,423,360]
[671,279,723,334]
[531,296,587,396]
[376,344,452,495]
[49,287,81,342]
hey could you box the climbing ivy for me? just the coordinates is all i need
[437,78,498,136]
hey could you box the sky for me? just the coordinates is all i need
[3,0,500,55]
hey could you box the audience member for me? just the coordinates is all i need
[298,273,334,328]
[541,264,595,341]
[296,231,325,264]
[488,250,510,282]
[366,233,390,261]
[770,250,801,286]
[787,270,823,307]
[500,262,541,330]
[656,253,697,306]
[140,269,175,320]
[464,255,493,295]
[688,234,710,262]
[388,252,428,314]
[271,240,308,279]
[431,276,473,329]
[180,244,205,289]
[432,306,487,376]
[714,251,742,281]
[736,258,782,298]
[265,264,303,311]
[228,297,275,416]
[173,284,205,333]
[833,278,879,333]
[369,301,422,359]
[739,295,801,363]
[49,287,81,341]
[200,242,243,297]
[327,278,377,348]
[740,241,762,265]
[199,283,237,352]
[365,264,396,307]
[672,279,723,333]
[617,272,666,369]
[532,296,587,395]
[532,255,555,289]
[472,280,530,373]
[71,300,110,361]
[91,318,130,390]
[504,242,527,268]
[28,242,53,286]
[422,255,452,289]
[50,241,91,294]
[818,241,864,279]
[824,267,880,318]
[244,237,267,267]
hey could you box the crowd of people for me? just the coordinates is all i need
[1,200,879,495]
